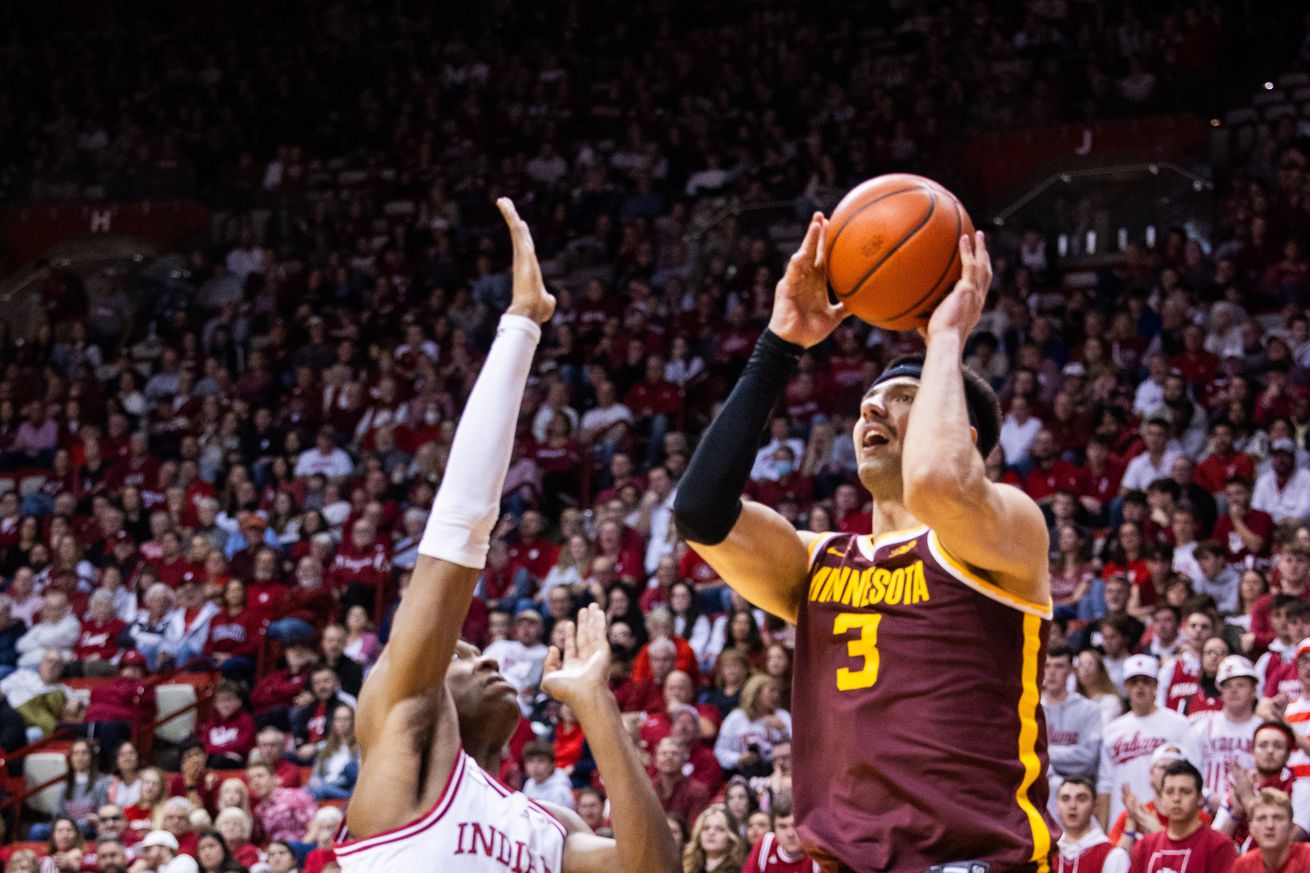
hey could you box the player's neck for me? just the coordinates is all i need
[1165,816,1202,841]
[465,741,503,775]
[868,500,920,540]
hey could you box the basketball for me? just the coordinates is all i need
[824,173,975,331]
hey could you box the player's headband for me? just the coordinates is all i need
[869,359,983,435]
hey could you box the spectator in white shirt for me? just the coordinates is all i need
[750,417,806,482]
[1120,418,1183,494]
[580,380,634,464]
[521,740,576,809]
[294,426,354,480]
[998,395,1043,470]
[1252,439,1310,524]
[15,591,80,668]
[1133,354,1169,417]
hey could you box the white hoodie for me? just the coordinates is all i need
[1056,824,1129,873]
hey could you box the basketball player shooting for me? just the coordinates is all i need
[337,199,680,873]
[673,215,1058,873]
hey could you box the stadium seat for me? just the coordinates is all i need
[18,475,47,497]
[23,752,68,815]
[155,683,198,744]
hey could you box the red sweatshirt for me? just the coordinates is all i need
[327,542,391,591]
[200,709,257,760]
[74,618,125,662]
[205,609,263,658]
[86,677,157,727]
[251,667,310,714]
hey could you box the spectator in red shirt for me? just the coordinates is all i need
[1233,788,1310,873]
[250,641,317,730]
[327,517,391,614]
[204,578,263,686]
[200,680,258,770]
[252,725,304,789]
[84,651,156,765]
[71,588,125,676]
[1195,423,1255,494]
[1025,429,1082,506]
[1248,545,1310,654]
[652,736,710,826]
[103,433,160,498]
[1213,477,1274,564]
[832,483,871,535]
[507,510,560,586]
[1124,760,1234,873]
[168,739,220,816]
[1075,436,1125,525]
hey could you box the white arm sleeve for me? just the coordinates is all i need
[419,315,541,569]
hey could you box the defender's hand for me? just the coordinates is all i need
[542,604,611,705]
[498,197,556,324]
[767,212,847,348]
[921,231,992,345]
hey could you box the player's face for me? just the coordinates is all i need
[774,813,802,855]
[446,640,519,746]
[1250,805,1294,851]
[1056,784,1094,832]
[1254,730,1291,774]
[854,378,918,492]
[1159,774,1202,823]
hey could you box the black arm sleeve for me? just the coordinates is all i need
[672,329,803,545]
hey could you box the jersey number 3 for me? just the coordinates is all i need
[834,612,882,690]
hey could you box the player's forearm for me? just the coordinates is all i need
[419,314,541,570]
[673,330,802,545]
[573,692,681,873]
[903,333,985,500]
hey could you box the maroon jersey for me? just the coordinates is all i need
[794,528,1057,873]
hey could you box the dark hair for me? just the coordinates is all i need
[522,740,555,762]
[46,816,84,853]
[1047,641,1073,662]
[1270,593,1301,616]
[1152,604,1181,624]
[63,739,100,800]
[195,830,242,871]
[880,354,1001,459]
[1059,775,1097,796]
[1162,760,1203,792]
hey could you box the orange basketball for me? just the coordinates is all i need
[824,173,974,331]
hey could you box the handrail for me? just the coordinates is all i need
[0,728,77,771]
[0,769,73,840]
[991,161,1215,226]
[134,678,216,761]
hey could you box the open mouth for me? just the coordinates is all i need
[861,427,892,453]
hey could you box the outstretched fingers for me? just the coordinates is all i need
[560,620,578,664]
[497,197,536,257]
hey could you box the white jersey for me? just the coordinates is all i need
[335,749,567,873]
[1184,710,1258,799]
[1097,707,1192,823]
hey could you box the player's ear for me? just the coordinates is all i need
[968,425,978,446]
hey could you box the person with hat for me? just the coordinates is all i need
[481,606,549,703]
[132,829,198,873]
[1122,760,1235,872]
[1214,721,1302,846]
[1253,437,1310,524]
[1187,655,1262,804]
[1098,654,1193,828]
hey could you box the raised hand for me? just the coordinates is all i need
[542,603,612,706]
[497,197,557,324]
[921,230,992,346]
[767,212,847,348]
